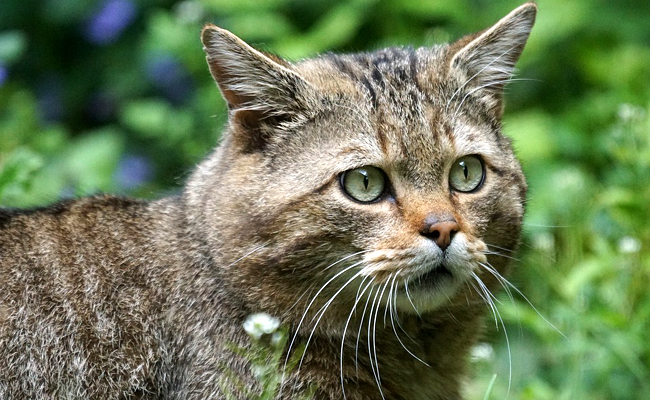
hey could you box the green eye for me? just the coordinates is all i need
[341,166,386,203]
[449,155,485,192]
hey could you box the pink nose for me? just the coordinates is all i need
[421,219,459,251]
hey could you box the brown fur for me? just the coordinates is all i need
[0,3,536,399]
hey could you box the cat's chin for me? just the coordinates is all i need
[392,233,488,314]
[393,269,463,313]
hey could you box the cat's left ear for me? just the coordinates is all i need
[448,3,537,99]
[201,25,314,150]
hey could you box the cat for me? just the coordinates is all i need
[0,2,536,399]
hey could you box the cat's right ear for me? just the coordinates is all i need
[201,25,313,150]
[446,3,537,116]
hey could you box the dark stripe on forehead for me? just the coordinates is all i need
[329,55,378,109]
[375,109,389,155]
[370,65,385,89]
[409,49,421,90]
[330,56,356,79]
[443,123,456,145]
[360,76,378,108]
[390,48,410,82]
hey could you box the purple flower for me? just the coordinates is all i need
[145,53,194,105]
[84,0,137,45]
[0,65,7,86]
[114,154,153,190]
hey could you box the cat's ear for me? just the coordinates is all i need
[448,3,537,97]
[201,25,313,150]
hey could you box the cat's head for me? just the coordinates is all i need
[188,3,535,321]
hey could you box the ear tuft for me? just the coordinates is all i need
[201,25,311,115]
[449,2,537,93]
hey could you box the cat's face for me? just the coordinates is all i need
[191,4,534,321]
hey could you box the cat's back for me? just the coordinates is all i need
[0,196,157,287]
[1,195,147,250]
[0,196,170,398]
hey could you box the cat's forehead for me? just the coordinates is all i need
[295,48,502,183]
[298,46,450,104]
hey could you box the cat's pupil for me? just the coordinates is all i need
[363,173,369,190]
[462,163,469,180]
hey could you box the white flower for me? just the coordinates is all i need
[618,236,641,254]
[470,343,495,363]
[532,232,555,252]
[243,313,281,339]
[617,103,645,123]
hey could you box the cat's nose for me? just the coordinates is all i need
[420,217,460,251]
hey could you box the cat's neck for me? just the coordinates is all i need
[284,307,483,400]
[151,194,238,284]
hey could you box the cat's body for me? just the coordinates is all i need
[0,195,480,399]
[0,4,536,399]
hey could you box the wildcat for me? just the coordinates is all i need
[0,3,536,399]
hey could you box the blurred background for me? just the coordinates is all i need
[0,0,648,398]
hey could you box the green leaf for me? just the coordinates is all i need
[121,99,194,143]
[63,128,124,195]
[0,31,27,64]
[0,147,44,204]
[503,111,557,163]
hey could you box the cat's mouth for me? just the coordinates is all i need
[392,261,465,313]
[410,264,454,289]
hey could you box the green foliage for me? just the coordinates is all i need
[0,0,648,399]
[471,102,650,400]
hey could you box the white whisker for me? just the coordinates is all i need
[355,284,375,375]
[324,250,373,271]
[470,271,512,395]
[485,250,521,263]
[485,243,517,254]
[388,275,429,367]
[366,284,383,394]
[226,243,268,268]
[280,251,370,395]
[310,262,366,323]
[404,278,421,318]
[519,241,557,263]
[340,277,373,399]
[390,278,418,345]
[479,262,515,304]
[470,272,499,328]
[288,283,317,312]
[370,277,392,399]
[479,261,565,339]
[299,263,367,370]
